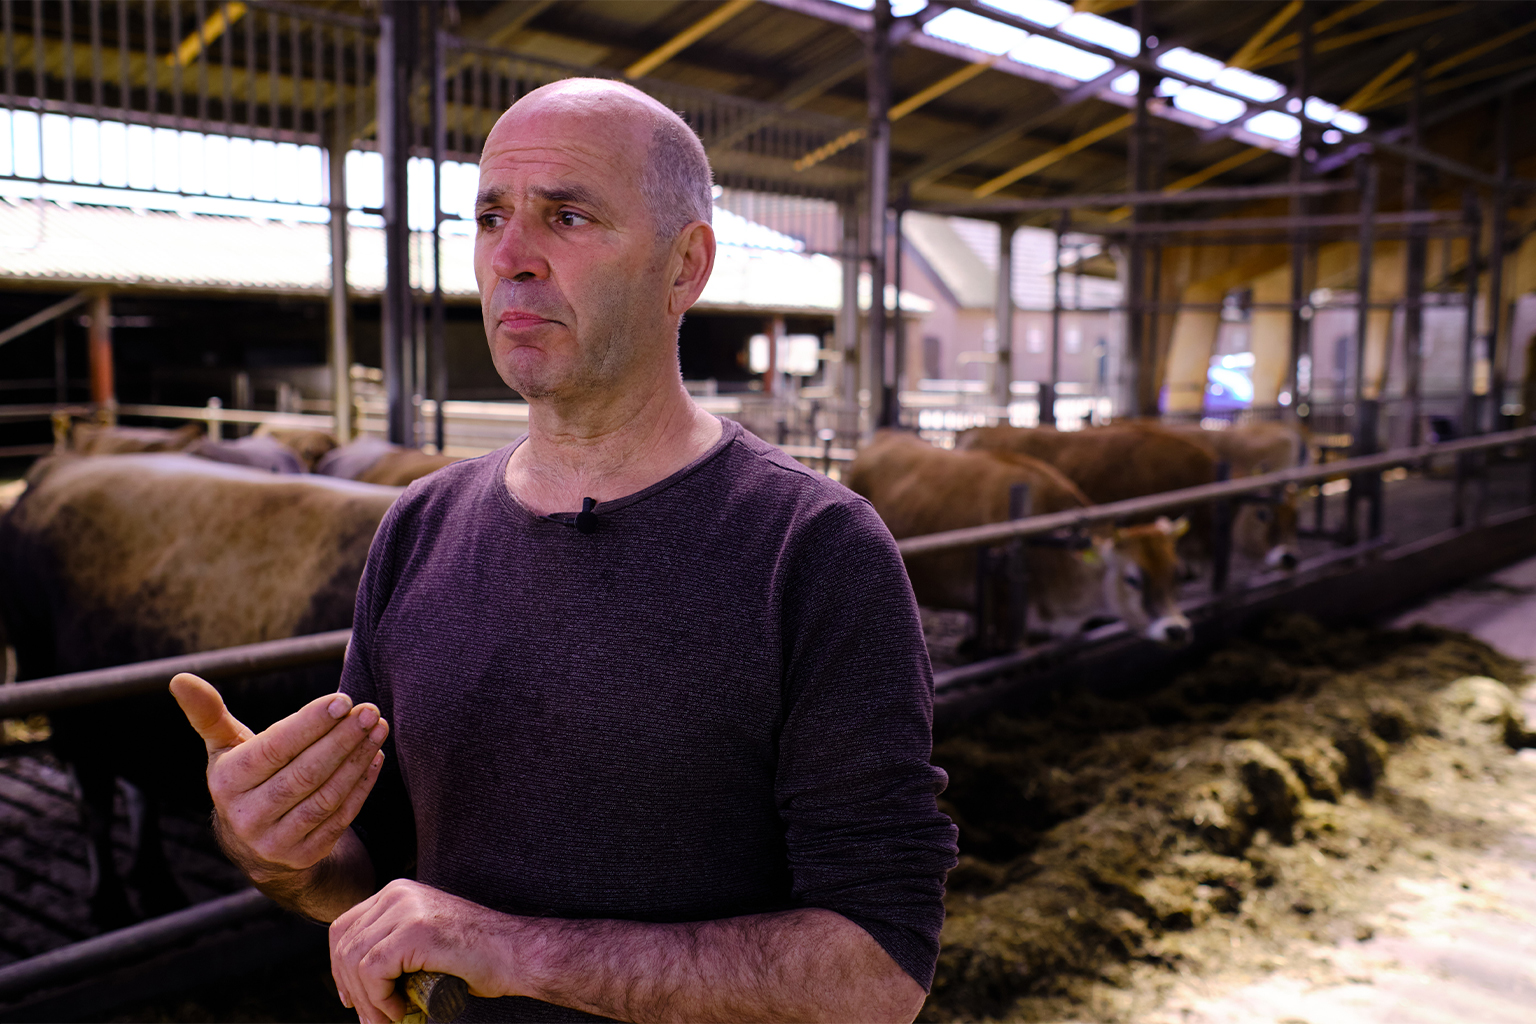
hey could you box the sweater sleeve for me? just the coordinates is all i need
[775,497,958,991]
[340,502,417,884]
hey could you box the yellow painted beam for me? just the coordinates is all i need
[1239,0,1383,68]
[1425,17,1536,79]
[1342,49,1416,113]
[890,56,1001,120]
[1366,52,1536,110]
[973,113,1133,198]
[1105,146,1270,221]
[1228,0,1301,71]
[794,56,1001,172]
[794,127,866,172]
[1073,0,1135,13]
[625,0,754,79]
[166,1,246,68]
[1252,4,1470,70]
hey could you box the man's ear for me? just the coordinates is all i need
[667,221,716,317]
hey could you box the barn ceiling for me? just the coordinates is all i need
[9,0,1536,227]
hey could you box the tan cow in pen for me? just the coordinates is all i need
[847,431,1192,648]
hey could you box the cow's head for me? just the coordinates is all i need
[1094,516,1193,647]
[1235,487,1300,571]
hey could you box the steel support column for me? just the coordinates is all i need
[1403,56,1426,446]
[1349,158,1380,542]
[1487,92,1511,430]
[994,217,1015,416]
[327,123,353,443]
[1462,190,1482,439]
[1288,5,1313,425]
[430,15,448,453]
[893,202,907,413]
[88,290,114,422]
[1046,213,1065,428]
[1125,1,1153,417]
[838,200,861,417]
[379,6,416,446]
[865,0,894,432]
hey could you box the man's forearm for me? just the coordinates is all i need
[232,826,377,923]
[503,907,926,1024]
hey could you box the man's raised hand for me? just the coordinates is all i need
[169,673,389,882]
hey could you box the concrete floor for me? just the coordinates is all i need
[1141,556,1536,1024]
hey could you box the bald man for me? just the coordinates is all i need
[173,79,956,1024]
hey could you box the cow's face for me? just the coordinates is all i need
[1235,487,1300,570]
[1096,517,1192,647]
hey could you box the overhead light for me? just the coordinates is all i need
[1011,34,1116,81]
[1059,11,1140,56]
[1156,46,1222,82]
[982,0,1070,28]
[1245,110,1301,142]
[924,8,1027,54]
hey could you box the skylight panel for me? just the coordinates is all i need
[1060,12,1140,57]
[1111,70,1139,94]
[1212,66,1285,102]
[1156,47,1222,82]
[1304,97,1339,123]
[1011,34,1116,81]
[924,8,1028,55]
[824,0,929,14]
[1156,77,1186,96]
[983,0,1071,28]
[1245,110,1300,142]
[1332,110,1367,134]
[1173,86,1246,124]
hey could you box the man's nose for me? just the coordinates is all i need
[486,217,549,282]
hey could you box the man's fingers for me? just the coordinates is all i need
[219,691,362,792]
[290,746,390,859]
[169,673,255,754]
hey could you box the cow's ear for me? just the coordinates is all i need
[1170,516,1191,538]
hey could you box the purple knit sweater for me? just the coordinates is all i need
[341,419,957,1022]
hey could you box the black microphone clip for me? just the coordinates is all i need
[574,497,599,535]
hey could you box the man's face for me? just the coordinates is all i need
[473,91,670,401]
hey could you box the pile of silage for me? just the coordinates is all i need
[924,613,1531,1023]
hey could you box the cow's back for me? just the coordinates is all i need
[847,431,1089,611]
[0,454,402,803]
[960,424,1216,503]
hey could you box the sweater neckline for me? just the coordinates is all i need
[494,416,742,525]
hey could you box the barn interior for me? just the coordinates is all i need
[3,2,1536,1021]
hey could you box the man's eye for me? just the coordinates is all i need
[477,212,503,230]
[556,209,590,228]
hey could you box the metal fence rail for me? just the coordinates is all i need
[896,425,1536,556]
[0,628,350,718]
[2,427,1533,718]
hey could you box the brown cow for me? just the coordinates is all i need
[0,453,401,928]
[958,422,1298,571]
[846,431,1192,647]
[67,420,205,454]
[1155,421,1304,570]
[314,435,460,486]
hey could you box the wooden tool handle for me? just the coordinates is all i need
[398,970,469,1023]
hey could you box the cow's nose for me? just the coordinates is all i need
[1162,622,1190,647]
[1265,546,1299,571]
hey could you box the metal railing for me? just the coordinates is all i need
[2,427,1532,718]
[896,425,1536,556]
